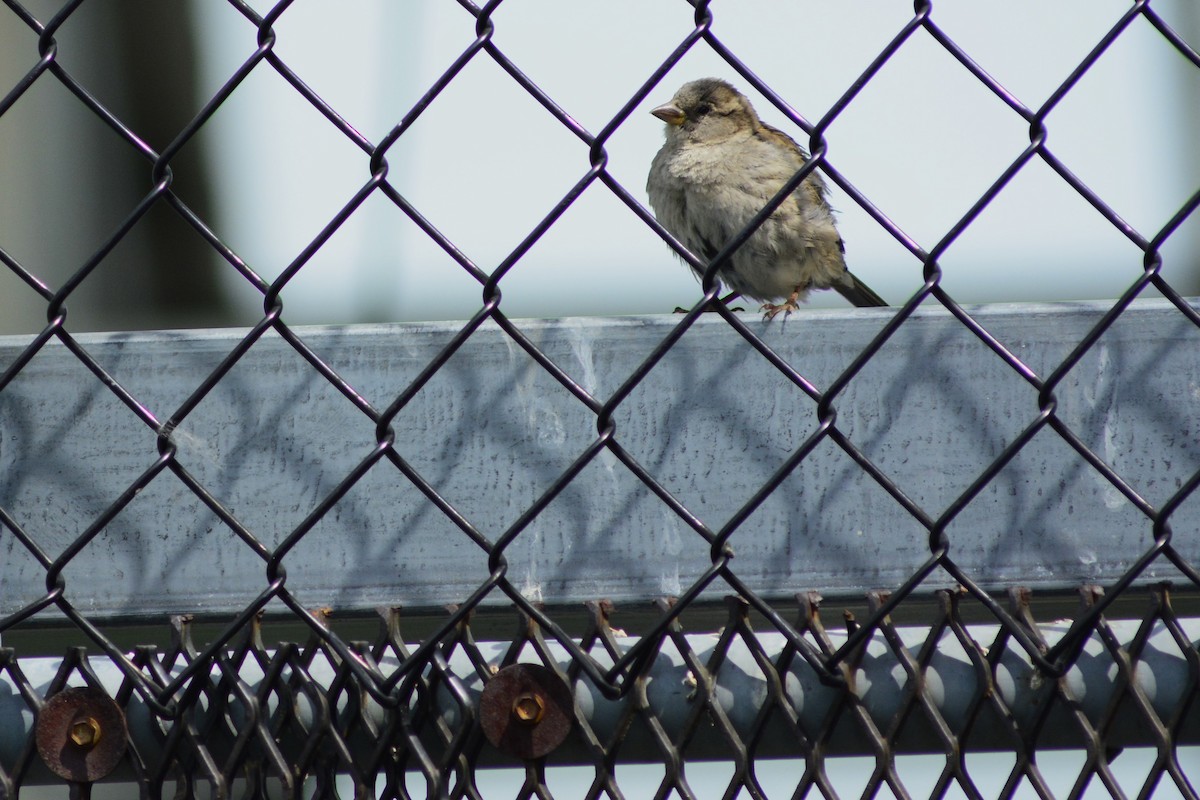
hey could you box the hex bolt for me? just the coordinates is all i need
[69,717,101,749]
[37,688,128,782]
[511,692,545,726]
[480,664,572,759]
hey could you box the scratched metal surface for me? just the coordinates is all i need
[1,299,1197,619]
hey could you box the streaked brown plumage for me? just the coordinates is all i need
[647,78,886,318]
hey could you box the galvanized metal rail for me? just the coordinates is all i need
[2,302,1197,620]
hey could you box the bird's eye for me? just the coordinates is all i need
[693,102,713,116]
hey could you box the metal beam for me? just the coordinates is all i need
[1,300,1197,619]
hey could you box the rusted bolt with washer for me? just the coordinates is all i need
[479,664,573,760]
[36,687,128,784]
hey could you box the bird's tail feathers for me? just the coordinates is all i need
[835,271,888,307]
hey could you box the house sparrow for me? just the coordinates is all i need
[647,78,886,318]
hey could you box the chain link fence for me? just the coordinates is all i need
[2,1,1200,798]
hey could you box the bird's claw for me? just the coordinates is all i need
[760,302,799,321]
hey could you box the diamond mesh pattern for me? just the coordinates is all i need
[1,2,1199,798]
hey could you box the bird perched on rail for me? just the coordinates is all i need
[646,78,887,318]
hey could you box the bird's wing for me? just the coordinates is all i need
[757,121,834,205]
[759,121,810,162]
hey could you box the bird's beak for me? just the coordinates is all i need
[651,103,686,126]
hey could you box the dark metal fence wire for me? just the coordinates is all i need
[1,1,1200,798]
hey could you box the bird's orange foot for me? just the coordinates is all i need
[760,301,799,321]
[761,286,806,321]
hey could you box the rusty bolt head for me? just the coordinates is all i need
[479,664,573,760]
[512,692,545,725]
[69,717,101,749]
[36,687,128,782]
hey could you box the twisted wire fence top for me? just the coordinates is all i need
[1,1,1200,797]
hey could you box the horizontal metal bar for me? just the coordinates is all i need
[2,617,1196,782]
[1,300,1198,620]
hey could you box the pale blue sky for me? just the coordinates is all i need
[192,1,1200,327]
